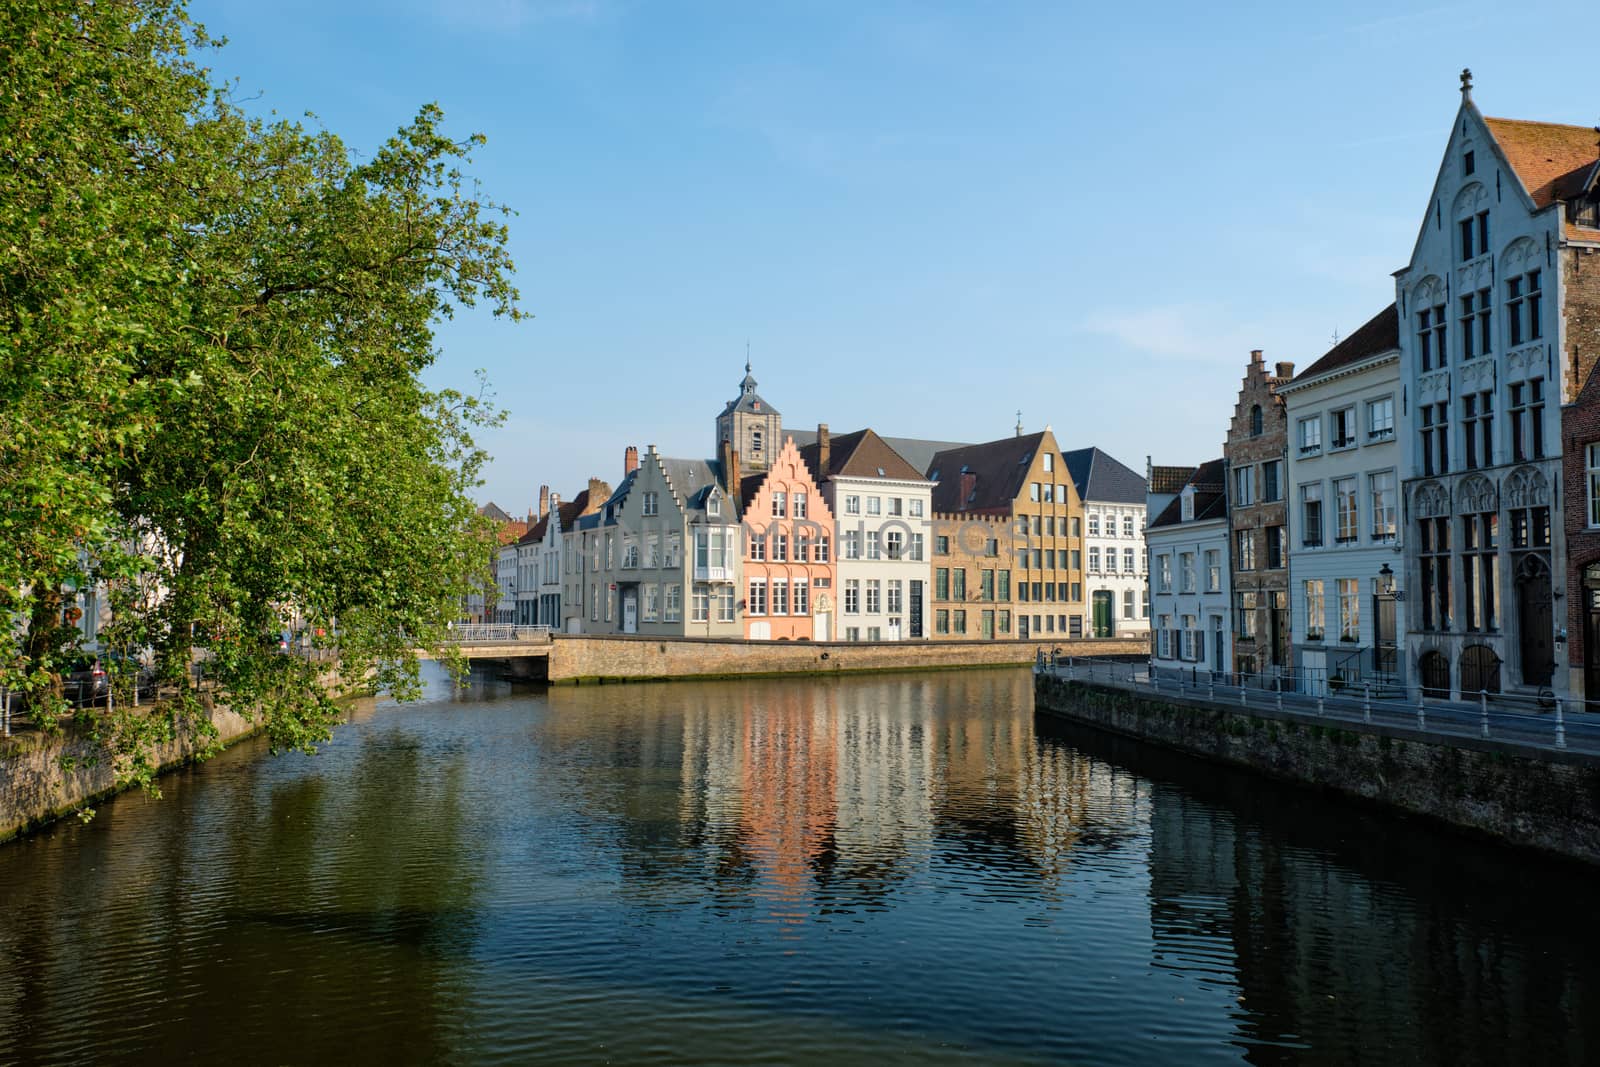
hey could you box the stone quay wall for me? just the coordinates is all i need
[546,635,1148,684]
[0,703,258,844]
[1035,674,1600,866]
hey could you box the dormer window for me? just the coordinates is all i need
[1181,488,1194,522]
[1570,190,1600,230]
[707,494,720,517]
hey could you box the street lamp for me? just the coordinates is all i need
[1377,562,1395,596]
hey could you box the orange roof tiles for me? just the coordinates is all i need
[1483,116,1600,209]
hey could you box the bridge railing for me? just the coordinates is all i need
[445,624,552,644]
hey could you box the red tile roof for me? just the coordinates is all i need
[1484,116,1600,209]
[1294,304,1399,383]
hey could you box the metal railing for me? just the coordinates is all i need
[1037,654,1600,756]
[445,623,552,644]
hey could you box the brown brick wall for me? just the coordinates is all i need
[547,633,1147,682]
[1224,351,1292,673]
[1560,245,1600,698]
[928,511,1017,640]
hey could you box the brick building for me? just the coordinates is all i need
[1558,187,1600,699]
[1224,350,1294,680]
[927,510,1015,640]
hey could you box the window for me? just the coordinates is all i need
[1262,460,1282,503]
[1157,617,1172,659]
[981,569,996,601]
[1418,303,1448,371]
[1464,149,1475,175]
[751,429,763,454]
[951,569,966,600]
[1459,210,1488,260]
[1367,396,1394,440]
[718,586,736,622]
[1304,580,1325,641]
[1042,452,1054,472]
[845,579,860,614]
[1510,506,1551,549]
[707,495,720,517]
[1419,516,1450,631]
[1123,590,1135,620]
[888,580,903,614]
[935,610,949,635]
[1070,549,1081,570]
[1589,444,1600,527]
[1298,416,1322,455]
[1088,547,1101,572]
[867,496,882,516]
[644,584,660,622]
[642,491,659,516]
[842,530,860,560]
[665,584,681,621]
[846,627,861,642]
[1369,471,1397,541]
[1329,408,1355,449]
[691,586,708,622]
[1088,513,1101,536]
[889,497,903,516]
[1506,270,1543,346]
[748,579,767,616]
[1266,525,1286,570]
[910,499,924,517]
[935,568,949,600]
[1462,512,1499,632]
[1030,483,1042,502]
[866,530,881,560]
[773,532,788,561]
[1204,550,1221,592]
[1235,529,1256,570]
[771,491,786,518]
[1123,515,1135,537]
[1250,404,1263,437]
[1333,477,1358,543]
[865,580,881,614]
[845,495,860,514]
[1158,554,1172,592]
[645,533,660,568]
[909,533,923,561]
[1462,391,1493,469]
[1510,378,1545,462]
[817,535,830,563]
[793,492,807,519]
[1019,581,1031,602]
[667,534,682,567]
[622,537,639,569]
[749,529,766,561]
[1235,592,1258,639]
[1180,552,1196,593]
[997,570,1011,599]
[1420,402,1449,475]
[1460,287,1492,359]
[1124,547,1135,572]
[885,530,904,560]
[953,610,967,635]
[1337,578,1360,642]
[935,535,949,555]
[1233,466,1253,506]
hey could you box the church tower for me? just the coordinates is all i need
[715,362,782,475]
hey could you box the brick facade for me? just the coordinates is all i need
[1561,243,1600,701]
[928,512,1017,640]
[1224,350,1293,677]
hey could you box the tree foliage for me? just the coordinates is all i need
[1,0,521,779]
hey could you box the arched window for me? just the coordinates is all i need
[1418,650,1450,698]
[1460,644,1501,694]
[1249,404,1263,437]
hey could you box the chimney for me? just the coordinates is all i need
[1275,361,1295,380]
[959,471,977,511]
[817,423,831,475]
[584,478,609,514]
[721,437,741,512]
[538,484,550,520]
[623,446,639,476]
[1250,349,1263,365]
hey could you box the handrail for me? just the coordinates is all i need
[445,624,551,643]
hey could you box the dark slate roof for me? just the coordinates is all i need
[795,428,929,485]
[1061,447,1146,505]
[1148,458,1227,529]
[925,433,1048,514]
[659,457,732,520]
[1293,303,1400,383]
[717,365,780,418]
[478,501,513,523]
[788,429,969,477]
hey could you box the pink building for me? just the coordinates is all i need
[738,437,837,640]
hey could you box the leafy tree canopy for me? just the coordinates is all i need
[0,0,521,784]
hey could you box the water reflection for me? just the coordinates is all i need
[1,668,1598,1065]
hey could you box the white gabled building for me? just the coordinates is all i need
[1146,459,1231,677]
[1063,447,1149,638]
[1280,307,1406,695]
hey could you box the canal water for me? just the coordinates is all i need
[1,667,1597,1065]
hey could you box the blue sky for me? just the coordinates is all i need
[191,0,1598,510]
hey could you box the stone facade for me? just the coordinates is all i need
[1562,243,1600,703]
[1224,350,1293,678]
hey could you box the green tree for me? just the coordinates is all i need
[1,0,522,784]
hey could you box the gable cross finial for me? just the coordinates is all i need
[1015,409,1024,437]
[1460,67,1473,99]
[745,340,751,375]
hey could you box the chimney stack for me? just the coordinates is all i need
[1250,349,1263,364]
[624,446,639,476]
[959,471,977,511]
[538,484,550,520]
[1275,361,1295,380]
[721,437,741,512]
[817,423,831,476]
[584,478,610,514]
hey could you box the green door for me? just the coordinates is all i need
[1092,591,1114,638]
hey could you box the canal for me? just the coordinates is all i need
[0,667,1596,1064]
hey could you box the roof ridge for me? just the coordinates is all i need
[1484,115,1597,133]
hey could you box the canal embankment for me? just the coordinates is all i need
[1035,669,1600,865]
[542,634,1147,683]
